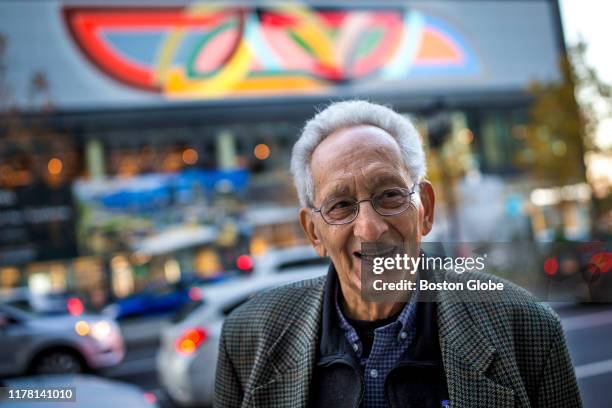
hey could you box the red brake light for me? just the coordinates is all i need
[175,327,208,355]
[543,257,558,276]
[589,252,612,274]
[67,297,84,316]
[188,287,202,301]
[236,254,253,271]
[143,391,157,404]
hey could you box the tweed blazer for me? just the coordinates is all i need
[214,268,582,408]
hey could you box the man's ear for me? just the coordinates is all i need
[418,180,435,236]
[299,207,327,257]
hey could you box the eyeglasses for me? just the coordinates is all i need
[312,184,418,225]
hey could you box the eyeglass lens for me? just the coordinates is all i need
[321,187,413,224]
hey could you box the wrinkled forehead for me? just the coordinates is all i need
[310,125,412,200]
[311,125,403,168]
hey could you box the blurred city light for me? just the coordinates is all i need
[457,128,474,145]
[175,327,207,355]
[236,254,253,271]
[67,297,84,316]
[188,287,202,301]
[544,257,559,276]
[74,320,90,336]
[182,148,198,165]
[164,259,181,283]
[90,321,112,341]
[47,158,63,175]
[254,144,270,160]
[143,392,157,405]
[552,140,568,157]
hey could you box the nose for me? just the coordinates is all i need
[353,200,388,242]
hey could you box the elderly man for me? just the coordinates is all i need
[214,101,581,407]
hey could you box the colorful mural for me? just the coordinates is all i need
[63,4,478,99]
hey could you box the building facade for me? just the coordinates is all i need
[0,0,591,302]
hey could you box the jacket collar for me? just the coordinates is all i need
[248,262,517,407]
[318,263,352,362]
[245,276,325,407]
[432,269,497,373]
[432,269,517,407]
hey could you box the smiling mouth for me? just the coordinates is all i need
[353,244,399,262]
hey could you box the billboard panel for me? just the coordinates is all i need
[0,1,563,110]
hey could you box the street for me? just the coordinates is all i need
[100,304,612,408]
[560,304,612,408]
[100,317,174,407]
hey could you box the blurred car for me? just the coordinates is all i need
[251,245,329,276]
[0,298,124,377]
[539,240,612,302]
[156,268,325,406]
[103,275,230,320]
[0,288,87,317]
[104,246,327,321]
[0,375,158,408]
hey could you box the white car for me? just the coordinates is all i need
[251,245,329,276]
[0,299,125,376]
[0,375,158,408]
[156,269,325,406]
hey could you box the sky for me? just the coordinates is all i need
[560,0,612,83]
[560,0,612,149]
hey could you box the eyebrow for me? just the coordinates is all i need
[367,173,409,190]
[322,184,351,199]
[319,173,409,202]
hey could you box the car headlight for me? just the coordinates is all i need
[90,321,113,341]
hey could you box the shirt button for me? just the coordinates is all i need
[400,331,408,340]
[352,343,359,352]
[370,369,378,378]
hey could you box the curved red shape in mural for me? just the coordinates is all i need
[63,7,231,91]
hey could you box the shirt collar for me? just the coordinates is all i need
[334,278,418,335]
[317,261,440,365]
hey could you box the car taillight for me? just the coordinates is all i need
[174,327,208,355]
[188,287,202,301]
[236,254,253,271]
[143,392,157,405]
[67,297,84,316]
[543,257,558,276]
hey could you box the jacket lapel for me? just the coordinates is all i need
[435,271,515,408]
[245,280,325,407]
[244,266,520,408]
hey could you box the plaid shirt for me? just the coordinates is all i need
[335,285,417,408]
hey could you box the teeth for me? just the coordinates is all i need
[354,247,396,259]
[364,246,397,258]
[363,249,394,257]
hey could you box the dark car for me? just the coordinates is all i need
[102,274,233,320]
[541,240,612,302]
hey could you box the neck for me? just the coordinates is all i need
[339,282,407,321]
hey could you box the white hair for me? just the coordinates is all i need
[290,100,427,208]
